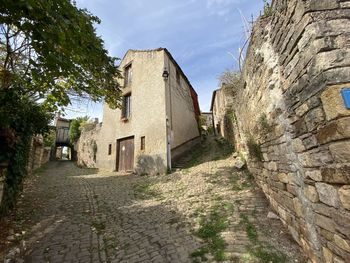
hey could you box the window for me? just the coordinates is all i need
[176,69,180,84]
[141,136,145,150]
[108,144,112,155]
[121,94,131,119]
[124,64,132,86]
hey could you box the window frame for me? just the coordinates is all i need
[124,64,132,87]
[108,144,112,155]
[141,136,145,150]
[121,93,131,120]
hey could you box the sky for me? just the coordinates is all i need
[66,0,265,120]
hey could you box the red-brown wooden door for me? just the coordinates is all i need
[117,137,134,171]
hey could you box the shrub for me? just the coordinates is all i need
[246,137,263,161]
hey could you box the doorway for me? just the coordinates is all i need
[116,136,134,171]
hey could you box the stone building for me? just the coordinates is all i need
[78,48,201,174]
[201,112,214,133]
[211,86,234,138]
[230,0,350,262]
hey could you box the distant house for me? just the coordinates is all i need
[54,114,73,160]
[210,85,233,138]
[78,48,201,174]
[201,112,214,133]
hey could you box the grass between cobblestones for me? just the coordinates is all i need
[133,181,163,200]
[191,202,234,262]
[239,213,287,263]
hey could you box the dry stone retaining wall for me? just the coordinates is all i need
[77,123,101,168]
[232,0,350,262]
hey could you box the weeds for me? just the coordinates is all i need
[240,213,287,263]
[229,171,254,191]
[259,113,273,134]
[91,220,106,234]
[263,0,273,17]
[246,137,263,161]
[191,203,233,262]
[133,182,162,200]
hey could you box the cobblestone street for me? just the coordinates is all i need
[2,139,305,263]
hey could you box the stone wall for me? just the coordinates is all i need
[27,136,51,172]
[232,0,350,262]
[77,123,101,168]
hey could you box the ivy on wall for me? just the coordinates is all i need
[0,89,51,215]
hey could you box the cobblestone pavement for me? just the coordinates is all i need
[2,138,306,263]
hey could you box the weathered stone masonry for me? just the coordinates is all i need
[232,0,350,262]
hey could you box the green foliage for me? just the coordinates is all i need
[192,203,230,262]
[69,116,89,143]
[218,70,241,96]
[0,0,122,110]
[0,89,52,215]
[43,128,56,147]
[240,213,287,263]
[246,137,263,161]
[259,113,272,134]
[229,171,254,191]
[133,182,162,200]
[226,109,237,123]
[263,0,273,17]
[0,0,122,215]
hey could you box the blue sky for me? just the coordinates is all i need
[66,0,264,120]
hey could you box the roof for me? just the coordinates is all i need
[210,89,220,111]
[201,112,213,115]
[120,48,198,97]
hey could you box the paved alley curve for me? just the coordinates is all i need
[2,139,306,263]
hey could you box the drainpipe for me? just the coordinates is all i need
[163,58,172,172]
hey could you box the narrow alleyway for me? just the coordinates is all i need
[2,138,305,263]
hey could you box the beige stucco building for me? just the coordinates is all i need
[210,86,233,137]
[78,48,201,174]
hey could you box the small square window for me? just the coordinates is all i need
[141,136,145,150]
[108,144,112,155]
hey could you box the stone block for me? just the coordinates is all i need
[315,213,336,232]
[299,151,333,168]
[306,0,339,11]
[305,170,322,181]
[321,228,335,241]
[292,138,306,153]
[339,186,350,211]
[316,183,340,208]
[334,234,350,252]
[303,135,318,150]
[305,107,325,132]
[327,241,350,262]
[321,166,350,184]
[321,84,350,121]
[316,117,350,144]
[313,203,336,218]
[295,103,309,117]
[287,184,297,196]
[293,119,308,137]
[304,185,319,202]
[333,212,350,239]
[293,198,304,218]
[329,141,350,163]
[323,246,333,263]
[334,257,345,263]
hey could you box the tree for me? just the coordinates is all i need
[69,116,89,143]
[0,0,122,215]
[218,69,241,96]
[0,0,122,110]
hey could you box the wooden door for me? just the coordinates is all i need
[117,137,134,171]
